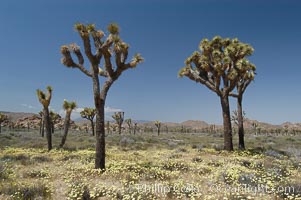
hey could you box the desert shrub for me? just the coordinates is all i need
[168,153,182,159]
[1,154,32,165]
[0,182,51,199]
[23,168,50,179]
[32,155,53,163]
[67,181,90,200]
[264,149,288,159]
[192,157,203,163]
[0,162,13,180]
[120,137,135,147]
[176,147,188,153]
[162,161,189,171]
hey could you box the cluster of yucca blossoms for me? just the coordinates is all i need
[60,23,143,80]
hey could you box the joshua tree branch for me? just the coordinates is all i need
[185,69,221,95]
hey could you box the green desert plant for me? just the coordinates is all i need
[0,113,8,133]
[154,121,161,136]
[112,112,125,135]
[61,23,143,169]
[38,111,44,137]
[60,100,77,148]
[178,36,255,151]
[50,111,61,134]
[125,118,132,134]
[80,107,96,136]
[36,86,53,151]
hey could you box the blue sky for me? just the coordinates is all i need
[0,0,300,124]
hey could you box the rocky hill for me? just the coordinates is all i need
[1,111,301,131]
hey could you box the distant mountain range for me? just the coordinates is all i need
[1,111,301,130]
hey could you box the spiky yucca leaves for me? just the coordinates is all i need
[36,86,52,108]
[60,100,77,148]
[0,113,8,133]
[178,36,255,151]
[61,23,143,169]
[36,86,53,151]
[112,112,124,135]
[125,118,132,134]
[80,107,96,136]
[154,121,161,136]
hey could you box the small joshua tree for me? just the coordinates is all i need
[154,121,161,136]
[0,113,8,133]
[80,107,96,136]
[125,118,132,134]
[50,111,61,134]
[36,86,53,151]
[106,121,110,134]
[112,112,124,135]
[60,100,77,148]
[179,36,255,151]
[61,23,143,169]
[133,122,138,135]
[38,111,44,137]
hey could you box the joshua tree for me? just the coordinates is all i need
[106,121,110,134]
[125,118,132,134]
[112,112,124,135]
[36,86,53,151]
[60,100,77,148]
[50,111,61,134]
[60,23,143,169]
[38,111,44,137]
[179,36,255,151]
[229,66,255,150]
[231,110,247,149]
[0,113,8,133]
[80,107,96,136]
[133,122,138,135]
[154,121,161,136]
[251,122,259,135]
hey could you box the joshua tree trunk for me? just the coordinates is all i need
[60,111,71,148]
[220,95,233,151]
[0,123,2,133]
[43,108,52,151]
[237,95,245,150]
[90,120,95,136]
[95,99,106,169]
[94,71,113,169]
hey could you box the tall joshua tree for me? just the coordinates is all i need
[125,118,132,134]
[0,113,8,133]
[60,100,77,148]
[80,107,96,136]
[112,112,124,135]
[154,121,161,136]
[36,86,53,151]
[179,36,255,151]
[61,23,143,169]
[230,69,255,150]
